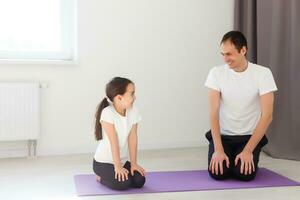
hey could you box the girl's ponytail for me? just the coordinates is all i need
[94,98,109,140]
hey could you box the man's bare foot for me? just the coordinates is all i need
[96,175,101,182]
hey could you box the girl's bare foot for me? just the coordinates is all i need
[96,175,101,182]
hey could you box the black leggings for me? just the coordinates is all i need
[93,160,146,190]
[206,130,268,181]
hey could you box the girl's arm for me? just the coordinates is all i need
[102,121,129,181]
[128,124,145,176]
[128,124,138,165]
[101,122,122,168]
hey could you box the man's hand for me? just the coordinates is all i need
[209,150,230,175]
[235,150,255,175]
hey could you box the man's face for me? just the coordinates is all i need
[220,40,247,69]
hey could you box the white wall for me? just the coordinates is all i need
[0,0,234,157]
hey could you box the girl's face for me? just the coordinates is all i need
[116,83,136,109]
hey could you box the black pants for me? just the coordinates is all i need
[93,159,146,190]
[205,130,268,181]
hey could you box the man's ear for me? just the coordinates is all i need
[241,46,247,55]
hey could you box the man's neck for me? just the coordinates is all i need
[233,59,248,72]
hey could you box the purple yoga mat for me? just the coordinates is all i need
[74,168,300,196]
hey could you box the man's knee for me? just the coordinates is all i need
[232,163,257,181]
[208,162,230,180]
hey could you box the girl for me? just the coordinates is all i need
[93,77,146,190]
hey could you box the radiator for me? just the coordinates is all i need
[0,82,40,157]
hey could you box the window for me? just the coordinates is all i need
[0,0,76,62]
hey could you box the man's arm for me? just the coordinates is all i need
[235,92,274,175]
[208,88,230,175]
[208,89,223,152]
[244,92,274,152]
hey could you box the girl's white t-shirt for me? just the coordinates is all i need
[205,62,277,136]
[94,104,141,164]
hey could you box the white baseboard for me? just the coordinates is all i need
[0,141,28,158]
[0,138,208,158]
[139,138,207,150]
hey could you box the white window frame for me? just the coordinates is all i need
[0,0,77,64]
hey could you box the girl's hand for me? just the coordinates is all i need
[114,166,129,182]
[131,163,145,176]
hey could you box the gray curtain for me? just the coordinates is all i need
[234,0,257,63]
[234,0,300,160]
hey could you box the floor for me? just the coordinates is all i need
[0,147,299,200]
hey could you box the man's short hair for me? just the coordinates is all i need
[221,31,248,52]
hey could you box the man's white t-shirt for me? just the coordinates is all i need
[94,104,141,163]
[205,62,277,136]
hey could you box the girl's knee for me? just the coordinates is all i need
[101,178,132,190]
[114,178,132,190]
[132,173,146,188]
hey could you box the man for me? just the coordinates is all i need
[205,31,277,181]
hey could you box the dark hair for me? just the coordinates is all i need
[94,77,133,140]
[221,31,247,52]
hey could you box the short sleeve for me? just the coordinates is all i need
[259,68,278,95]
[205,67,220,91]
[100,107,114,124]
[129,105,142,125]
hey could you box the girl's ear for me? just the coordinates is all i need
[115,94,122,101]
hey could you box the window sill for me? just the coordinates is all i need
[0,59,80,66]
